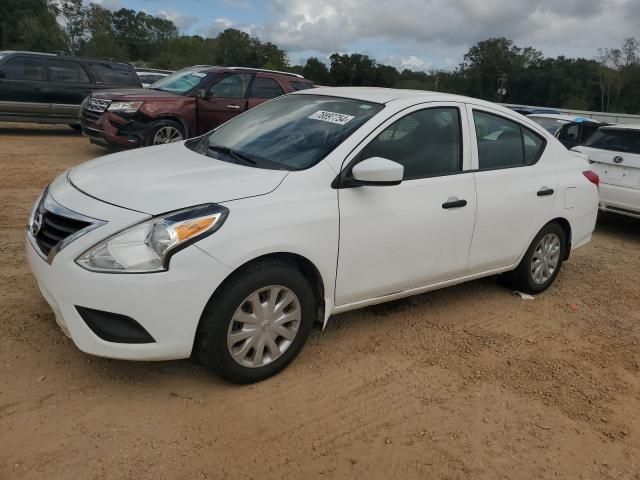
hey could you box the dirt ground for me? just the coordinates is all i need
[0,122,639,480]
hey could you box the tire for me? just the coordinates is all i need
[506,222,566,294]
[195,260,316,384]
[68,124,82,132]
[145,119,185,146]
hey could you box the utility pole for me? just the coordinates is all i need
[497,73,508,102]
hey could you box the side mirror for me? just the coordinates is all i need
[351,157,404,186]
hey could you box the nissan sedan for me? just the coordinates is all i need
[27,88,599,383]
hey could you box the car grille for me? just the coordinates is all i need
[86,96,111,113]
[82,97,111,122]
[34,209,92,257]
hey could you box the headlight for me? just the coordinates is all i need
[27,186,48,234]
[107,101,143,113]
[76,204,228,273]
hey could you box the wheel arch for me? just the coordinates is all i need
[154,114,190,137]
[192,252,327,356]
[547,217,572,260]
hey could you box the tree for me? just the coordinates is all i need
[154,36,217,70]
[598,38,639,112]
[82,4,126,60]
[59,0,88,55]
[0,0,66,51]
[302,57,330,84]
[461,38,537,101]
[329,53,378,86]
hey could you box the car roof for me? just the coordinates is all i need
[293,86,516,110]
[188,65,306,79]
[0,50,133,66]
[600,124,640,131]
[135,68,173,74]
[529,114,600,123]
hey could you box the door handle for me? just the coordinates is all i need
[442,199,468,209]
[537,188,555,197]
[226,104,241,109]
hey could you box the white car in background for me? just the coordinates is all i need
[26,88,599,383]
[529,114,599,134]
[134,68,174,88]
[573,125,640,218]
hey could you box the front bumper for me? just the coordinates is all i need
[599,182,640,219]
[81,111,147,149]
[26,178,232,361]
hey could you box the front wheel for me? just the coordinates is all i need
[146,120,185,146]
[507,223,566,294]
[195,260,316,384]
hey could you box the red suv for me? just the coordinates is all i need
[80,66,314,148]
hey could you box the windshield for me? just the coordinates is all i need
[583,128,640,154]
[150,69,208,93]
[529,117,567,135]
[192,94,384,170]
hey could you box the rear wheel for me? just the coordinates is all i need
[507,222,566,294]
[146,120,184,146]
[196,260,316,384]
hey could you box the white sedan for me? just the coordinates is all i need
[573,124,640,218]
[26,88,599,383]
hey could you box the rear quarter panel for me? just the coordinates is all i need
[553,149,599,250]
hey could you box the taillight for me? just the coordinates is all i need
[583,170,600,190]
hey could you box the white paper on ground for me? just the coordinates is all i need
[513,291,535,300]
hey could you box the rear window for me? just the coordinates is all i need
[89,62,139,86]
[250,77,285,99]
[290,80,314,91]
[583,128,640,154]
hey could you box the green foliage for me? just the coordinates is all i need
[153,36,217,70]
[301,57,330,84]
[0,0,66,51]
[3,3,640,113]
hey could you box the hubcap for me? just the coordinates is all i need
[153,126,183,145]
[227,286,301,368]
[530,233,561,285]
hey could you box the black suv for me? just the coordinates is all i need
[0,51,141,128]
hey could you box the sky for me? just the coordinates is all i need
[91,0,640,70]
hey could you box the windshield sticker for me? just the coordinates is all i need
[308,110,355,125]
[191,72,207,77]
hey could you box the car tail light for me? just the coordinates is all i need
[583,170,599,190]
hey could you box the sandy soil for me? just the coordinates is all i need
[1,122,639,480]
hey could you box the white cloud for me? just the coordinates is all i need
[259,0,640,65]
[155,9,198,31]
[88,0,122,11]
[382,55,432,72]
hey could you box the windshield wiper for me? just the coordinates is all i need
[206,144,257,166]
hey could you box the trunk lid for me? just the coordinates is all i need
[574,131,640,189]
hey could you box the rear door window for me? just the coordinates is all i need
[89,62,139,86]
[583,129,640,154]
[249,77,285,99]
[473,111,545,169]
[1,57,45,81]
[209,73,253,98]
[47,59,90,83]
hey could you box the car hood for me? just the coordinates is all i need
[68,142,288,214]
[92,88,182,100]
